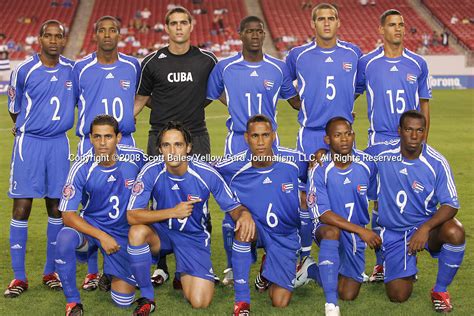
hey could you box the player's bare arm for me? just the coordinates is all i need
[287,95,301,110]
[127,199,200,225]
[134,94,151,117]
[229,205,256,242]
[420,99,430,141]
[408,204,458,254]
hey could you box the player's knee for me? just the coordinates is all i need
[12,204,32,220]
[128,225,149,244]
[441,219,465,245]
[339,288,359,301]
[271,295,291,308]
[386,285,412,303]
[189,295,212,309]
[320,226,340,240]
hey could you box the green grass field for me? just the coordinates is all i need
[0,90,473,315]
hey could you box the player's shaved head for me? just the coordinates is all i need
[94,15,121,33]
[239,16,264,33]
[165,6,193,25]
[312,3,339,21]
[380,9,402,25]
[39,20,66,37]
[399,110,426,128]
[158,121,192,148]
[246,114,273,132]
[91,114,120,135]
[325,116,351,135]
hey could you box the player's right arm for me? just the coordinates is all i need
[134,94,151,117]
[206,61,225,105]
[135,53,155,116]
[7,64,26,126]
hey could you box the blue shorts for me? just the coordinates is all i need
[224,131,280,156]
[365,133,400,156]
[77,133,136,156]
[154,224,215,281]
[381,227,438,283]
[256,221,299,291]
[315,223,366,283]
[296,127,328,158]
[9,133,70,199]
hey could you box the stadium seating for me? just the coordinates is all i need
[422,0,474,50]
[260,0,454,55]
[0,0,78,59]
[81,0,247,58]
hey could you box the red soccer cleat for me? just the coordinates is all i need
[234,301,250,316]
[43,272,62,291]
[133,297,156,316]
[65,302,83,316]
[431,288,453,313]
[4,279,28,298]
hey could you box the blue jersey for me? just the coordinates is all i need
[229,159,302,234]
[286,40,362,130]
[206,53,297,133]
[376,145,459,231]
[8,54,75,137]
[356,47,432,139]
[127,159,240,234]
[73,52,141,137]
[59,145,146,239]
[307,150,377,226]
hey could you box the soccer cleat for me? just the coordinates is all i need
[295,255,316,288]
[43,272,63,291]
[4,279,28,298]
[368,264,384,282]
[254,254,270,293]
[82,273,99,291]
[133,297,155,316]
[173,277,182,290]
[233,301,250,316]
[65,302,84,316]
[222,268,234,286]
[151,268,169,288]
[325,303,341,316]
[98,273,111,292]
[431,288,453,313]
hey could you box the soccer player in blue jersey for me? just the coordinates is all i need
[126,121,255,313]
[375,111,464,313]
[73,15,141,290]
[286,3,362,155]
[306,117,381,316]
[206,15,299,156]
[356,9,432,281]
[221,115,304,314]
[4,20,74,297]
[55,115,146,315]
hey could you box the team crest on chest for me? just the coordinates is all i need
[124,179,135,189]
[357,184,367,195]
[342,62,352,72]
[120,80,131,90]
[406,73,417,84]
[263,79,274,90]
[65,80,73,90]
[412,180,424,193]
[281,182,294,193]
[187,194,200,201]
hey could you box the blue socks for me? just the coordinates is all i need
[307,262,322,286]
[55,227,82,303]
[319,239,340,305]
[232,240,251,303]
[111,290,135,308]
[44,217,63,275]
[434,243,465,292]
[299,209,313,258]
[128,244,154,300]
[222,222,234,269]
[372,210,383,265]
[10,219,28,281]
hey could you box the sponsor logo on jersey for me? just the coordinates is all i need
[343,62,352,71]
[412,180,424,193]
[65,80,72,90]
[120,80,130,90]
[171,183,180,190]
[50,75,58,82]
[131,180,144,196]
[390,65,399,72]
[357,184,367,195]
[399,168,408,175]
[281,182,294,193]
[325,56,333,63]
[250,70,258,77]
[187,194,200,201]
[263,79,274,90]
[125,179,135,189]
[167,72,193,83]
[343,177,351,185]
[263,177,272,184]
[158,53,167,59]
[106,72,115,79]
[307,190,317,208]
[107,175,117,182]
[7,85,15,101]
[407,73,417,84]
[62,184,75,200]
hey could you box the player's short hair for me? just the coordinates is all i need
[380,9,402,25]
[157,121,192,147]
[311,3,339,21]
[94,15,121,33]
[399,110,426,128]
[246,114,272,132]
[165,6,193,25]
[325,116,352,135]
[239,16,264,33]
[90,114,120,135]
[39,20,66,37]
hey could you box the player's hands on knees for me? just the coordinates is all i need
[173,199,201,219]
[309,148,328,168]
[99,234,121,255]
[359,228,382,249]
[235,210,256,242]
[408,226,430,255]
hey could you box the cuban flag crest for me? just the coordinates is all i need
[120,80,131,90]
[124,179,135,189]
[412,180,424,193]
[65,80,73,90]
[342,62,352,72]
[187,194,200,201]
[263,79,274,90]
[357,184,367,195]
[406,74,417,84]
[281,183,294,193]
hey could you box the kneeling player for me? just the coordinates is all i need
[55,115,145,315]
[126,121,255,313]
[306,117,381,316]
[376,111,464,312]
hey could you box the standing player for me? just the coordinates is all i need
[126,121,255,312]
[221,115,304,314]
[356,9,432,280]
[73,15,140,290]
[375,111,464,313]
[207,15,299,156]
[5,20,74,297]
[55,115,145,315]
[305,117,381,316]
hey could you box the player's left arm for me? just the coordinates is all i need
[287,95,300,110]
[420,98,430,141]
[281,61,300,110]
[229,205,256,242]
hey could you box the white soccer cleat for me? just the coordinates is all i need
[151,268,169,287]
[295,255,316,288]
[325,303,341,316]
[222,268,234,286]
